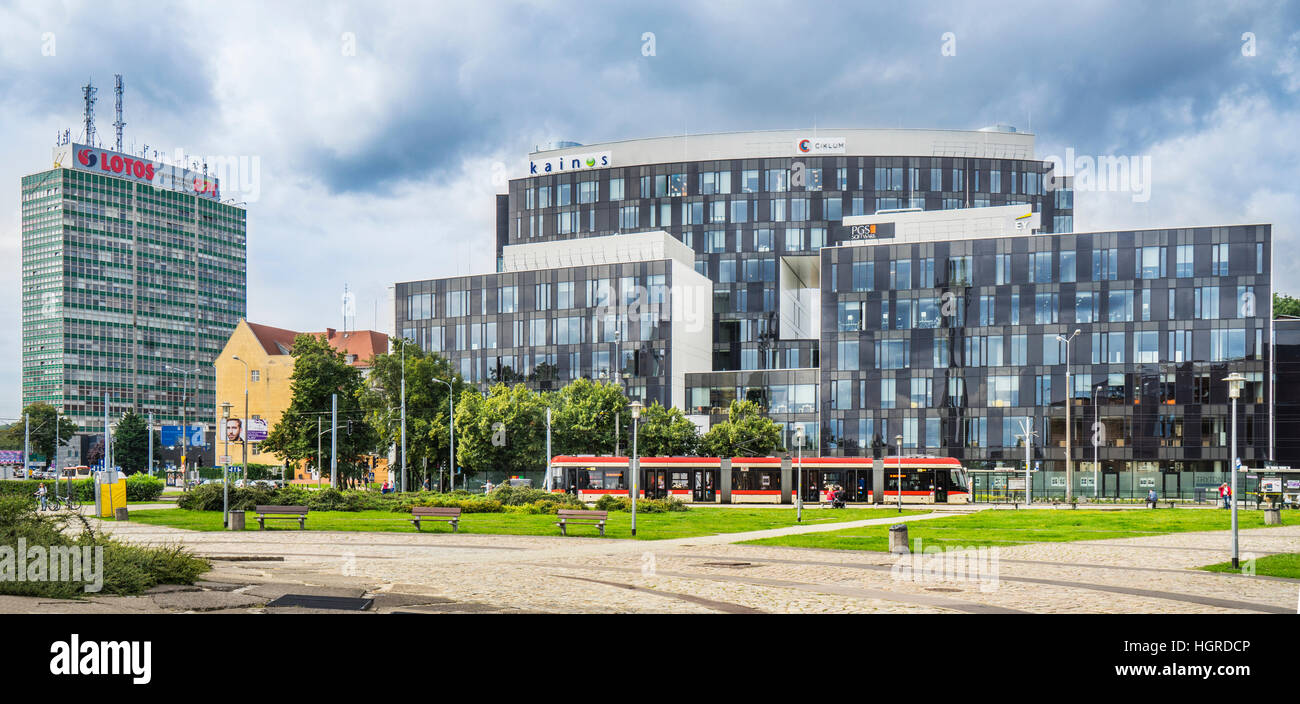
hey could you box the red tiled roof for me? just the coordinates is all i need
[243,321,387,367]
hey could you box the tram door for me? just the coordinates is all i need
[934,471,949,503]
[643,468,668,499]
[796,468,821,502]
[692,470,716,502]
[856,470,871,502]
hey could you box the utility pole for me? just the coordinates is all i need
[545,407,553,491]
[103,392,110,472]
[23,413,29,480]
[148,412,154,476]
[316,416,322,488]
[330,393,338,488]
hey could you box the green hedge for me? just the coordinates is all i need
[593,495,690,513]
[173,485,583,515]
[0,474,163,503]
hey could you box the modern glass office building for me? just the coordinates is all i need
[397,127,1274,496]
[21,142,247,436]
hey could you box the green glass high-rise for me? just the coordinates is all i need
[21,143,247,437]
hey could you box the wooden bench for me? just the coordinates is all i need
[556,509,608,537]
[410,506,461,532]
[254,505,308,530]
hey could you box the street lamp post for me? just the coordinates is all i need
[433,377,455,493]
[232,356,250,486]
[795,425,805,522]
[1056,329,1081,502]
[630,401,642,537]
[1093,383,1103,500]
[220,401,232,528]
[1225,372,1246,569]
[895,434,904,513]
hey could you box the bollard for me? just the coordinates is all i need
[888,524,909,554]
[1264,507,1282,526]
[114,507,128,522]
[229,510,246,531]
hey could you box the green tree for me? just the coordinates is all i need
[454,383,547,476]
[359,338,466,488]
[1274,293,1300,317]
[260,333,381,486]
[700,399,784,457]
[112,410,151,472]
[549,378,629,456]
[1,403,78,465]
[636,401,701,457]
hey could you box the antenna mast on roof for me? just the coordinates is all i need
[113,74,125,152]
[81,79,97,146]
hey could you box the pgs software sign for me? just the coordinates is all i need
[529,150,611,174]
[58,143,220,200]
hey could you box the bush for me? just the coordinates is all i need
[124,474,164,501]
[389,492,504,514]
[593,495,689,513]
[0,495,209,598]
[490,485,584,510]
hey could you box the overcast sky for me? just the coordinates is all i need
[2,0,1298,420]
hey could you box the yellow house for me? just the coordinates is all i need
[214,320,391,483]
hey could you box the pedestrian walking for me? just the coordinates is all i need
[35,482,48,511]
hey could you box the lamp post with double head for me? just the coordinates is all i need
[1055,329,1081,502]
[166,365,199,485]
[1224,372,1246,569]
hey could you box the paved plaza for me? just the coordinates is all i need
[3,506,1297,614]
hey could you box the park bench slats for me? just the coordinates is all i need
[556,509,608,537]
[254,505,308,530]
[410,506,461,532]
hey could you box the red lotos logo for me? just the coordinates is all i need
[77,149,97,167]
[94,151,155,180]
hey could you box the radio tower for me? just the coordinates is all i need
[82,79,97,147]
[113,74,125,152]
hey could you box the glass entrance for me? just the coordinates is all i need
[692,470,716,502]
[643,468,668,499]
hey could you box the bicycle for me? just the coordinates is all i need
[47,492,81,512]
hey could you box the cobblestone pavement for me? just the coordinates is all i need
[11,511,1296,614]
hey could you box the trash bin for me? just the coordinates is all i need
[1264,507,1282,525]
[114,507,128,521]
[889,524,909,554]
[228,510,245,531]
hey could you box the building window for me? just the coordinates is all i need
[250,370,260,382]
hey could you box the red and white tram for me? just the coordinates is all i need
[550,455,968,504]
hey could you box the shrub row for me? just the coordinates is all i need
[593,495,690,513]
[0,475,165,503]
[175,484,586,514]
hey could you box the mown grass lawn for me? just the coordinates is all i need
[742,508,1300,552]
[1201,553,1300,579]
[125,506,925,540]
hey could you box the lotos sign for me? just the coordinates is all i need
[58,143,221,200]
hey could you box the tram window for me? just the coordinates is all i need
[671,472,689,490]
[580,468,626,490]
[734,470,780,491]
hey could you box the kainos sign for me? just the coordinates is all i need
[796,137,846,155]
[530,151,612,174]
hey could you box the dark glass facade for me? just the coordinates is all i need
[395,259,683,407]
[504,155,1066,373]
[820,225,1272,495]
